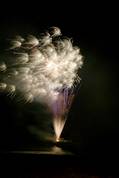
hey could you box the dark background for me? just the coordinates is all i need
[0,2,119,176]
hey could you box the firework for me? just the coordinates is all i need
[0,27,83,141]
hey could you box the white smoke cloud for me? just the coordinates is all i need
[0,27,83,103]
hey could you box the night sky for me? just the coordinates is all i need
[0,2,119,176]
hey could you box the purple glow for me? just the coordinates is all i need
[49,88,74,141]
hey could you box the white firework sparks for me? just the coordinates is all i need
[0,27,83,141]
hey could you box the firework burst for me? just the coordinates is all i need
[0,27,83,141]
